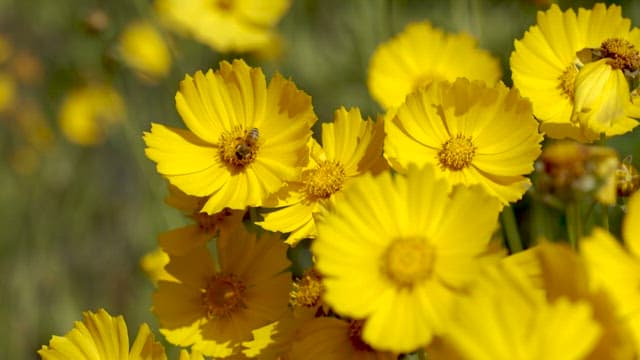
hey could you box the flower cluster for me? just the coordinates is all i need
[39,2,640,359]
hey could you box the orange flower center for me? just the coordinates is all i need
[290,268,324,308]
[214,0,233,12]
[303,160,346,200]
[558,65,578,101]
[192,208,233,233]
[219,127,260,170]
[438,134,476,171]
[382,237,435,287]
[348,320,374,352]
[201,273,247,319]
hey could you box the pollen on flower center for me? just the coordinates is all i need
[559,65,578,100]
[438,134,476,171]
[303,160,346,200]
[219,127,260,169]
[290,268,324,308]
[600,38,640,72]
[382,237,435,287]
[201,273,247,319]
[348,320,374,352]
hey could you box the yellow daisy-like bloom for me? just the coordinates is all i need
[429,259,603,360]
[140,247,178,285]
[156,0,290,53]
[581,191,640,352]
[144,59,316,215]
[38,309,166,360]
[152,229,291,356]
[384,78,543,205]
[289,318,397,360]
[257,107,386,245]
[312,164,502,352]
[511,3,640,142]
[118,20,171,81]
[159,185,244,256]
[58,84,126,146]
[368,21,501,109]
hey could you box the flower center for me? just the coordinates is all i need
[348,320,374,353]
[600,38,640,72]
[192,208,233,233]
[219,127,260,170]
[382,237,435,287]
[437,134,476,171]
[290,268,324,309]
[303,160,346,200]
[214,0,233,12]
[201,273,246,319]
[558,65,578,100]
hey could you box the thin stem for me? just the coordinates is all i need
[601,204,610,231]
[501,206,523,253]
[565,201,582,250]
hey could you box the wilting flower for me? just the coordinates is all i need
[384,78,543,205]
[58,84,126,146]
[38,309,166,359]
[312,164,502,352]
[144,59,316,215]
[511,3,640,142]
[257,107,386,245]
[156,0,291,53]
[118,20,171,81]
[368,21,501,109]
[153,229,291,356]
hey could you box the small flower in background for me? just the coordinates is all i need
[144,59,317,215]
[0,71,16,113]
[58,83,126,146]
[257,107,386,245]
[535,141,620,205]
[367,21,501,109]
[384,78,543,206]
[616,156,640,197]
[159,185,245,256]
[118,20,171,82]
[511,3,640,142]
[38,309,167,359]
[153,229,291,357]
[312,164,503,352]
[155,0,291,53]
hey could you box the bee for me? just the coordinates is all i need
[235,128,259,160]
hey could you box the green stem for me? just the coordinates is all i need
[501,206,523,253]
[566,201,582,250]
[416,349,427,360]
[601,204,610,232]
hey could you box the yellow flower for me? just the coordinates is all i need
[240,322,277,357]
[581,192,640,352]
[289,318,397,360]
[156,0,291,53]
[312,164,502,352]
[368,21,501,109]
[140,247,178,285]
[153,229,291,356]
[429,256,603,360]
[0,72,16,113]
[511,3,640,142]
[159,185,245,255]
[38,309,166,360]
[257,107,386,245]
[119,20,171,81]
[144,59,316,215]
[58,84,126,146]
[384,78,543,206]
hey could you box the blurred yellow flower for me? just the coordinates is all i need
[140,247,177,285]
[511,3,640,142]
[159,185,244,256]
[384,78,543,206]
[429,257,603,360]
[58,84,126,146]
[119,20,171,81]
[144,59,316,215]
[312,164,502,352]
[38,309,166,360]
[368,21,501,109]
[0,72,16,113]
[257,107,386,245]
[153,229,291,356]
[156,0,291,53]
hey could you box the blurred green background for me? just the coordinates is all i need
[1,0,640,358]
